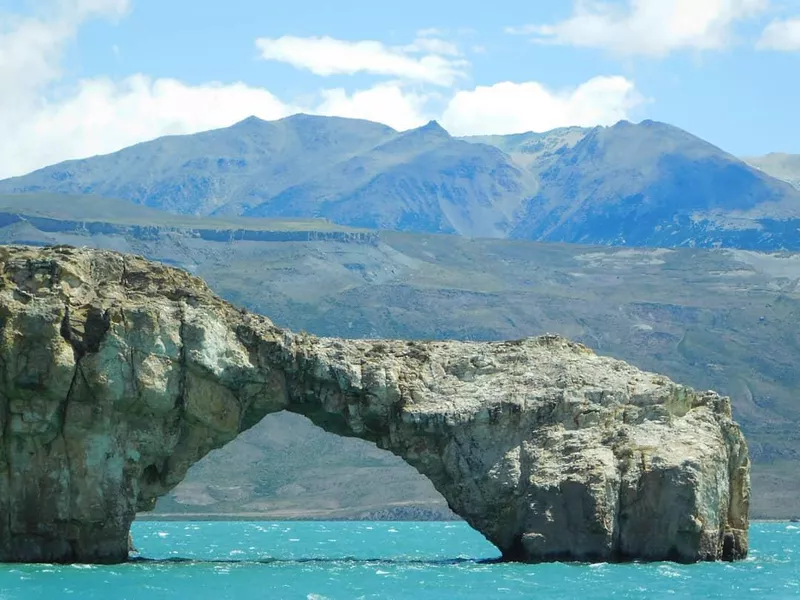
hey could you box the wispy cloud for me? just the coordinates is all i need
[255,35,468,86]
[510,0,768,57]
[0,1,293,177]
[416,27,445,38]
[0,0,129,111]
[757,17,800,50]
[403,37,461,57]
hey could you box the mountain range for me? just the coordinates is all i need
[2,114,800,250]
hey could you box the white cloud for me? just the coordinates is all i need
[71,0,129,18]
[404,37,461,57]
[316,85,432,131]
[0,1,294,177]
[255,35,468,86]
[5,76,294,177]
[0,0,129,108]
[441,76,644,136]
[514,0,768,57]
[757,17,800,50]
[0,2,644,179]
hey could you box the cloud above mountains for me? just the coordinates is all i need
[0,1,647,179]
[255,35,468,86]
[510,0,770,56]
[441,77,643,136]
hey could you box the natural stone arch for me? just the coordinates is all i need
[0,246,750,564]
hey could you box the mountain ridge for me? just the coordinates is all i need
[3,114,800,249]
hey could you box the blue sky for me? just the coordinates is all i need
[1,0,799,178]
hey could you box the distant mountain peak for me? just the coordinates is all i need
[233,115,268,127]
[396,120,450,139]
[420,120,449,134]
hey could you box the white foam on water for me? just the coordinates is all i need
[656,566,682,579]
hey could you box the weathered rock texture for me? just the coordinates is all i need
[0,245,750,563]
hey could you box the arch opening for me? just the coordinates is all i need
[151,411,458,523]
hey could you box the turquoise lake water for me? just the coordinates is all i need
[0,521,797,599]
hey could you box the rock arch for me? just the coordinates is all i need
[0,246,750,564]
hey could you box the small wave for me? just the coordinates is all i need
[657,566,683,579]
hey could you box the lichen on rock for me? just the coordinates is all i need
[0,245,750,563]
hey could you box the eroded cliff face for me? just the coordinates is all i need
[0,246,750,563]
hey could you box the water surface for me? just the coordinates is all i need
[0,521,797,599]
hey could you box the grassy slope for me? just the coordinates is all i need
[0,195,798,518]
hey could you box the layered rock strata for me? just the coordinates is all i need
[0,246,750,563]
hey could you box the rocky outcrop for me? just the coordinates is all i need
[0,245,750,564]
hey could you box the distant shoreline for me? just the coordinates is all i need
[136,512,459,522]
[136,514,795,524]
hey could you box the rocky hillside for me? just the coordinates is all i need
[2,115,799,249]
[0,193,796,519]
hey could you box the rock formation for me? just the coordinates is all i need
[0,245,750,564]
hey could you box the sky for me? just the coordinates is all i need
[1,0,799,178]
